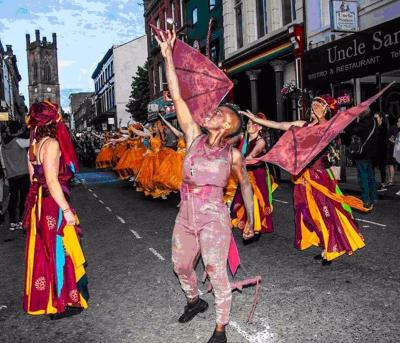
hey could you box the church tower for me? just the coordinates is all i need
[26,30,60,107]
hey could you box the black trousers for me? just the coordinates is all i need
[8,174,30,223]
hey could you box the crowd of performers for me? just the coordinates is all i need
[95,99,367,266]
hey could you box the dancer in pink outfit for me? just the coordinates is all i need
[156,30,254,343]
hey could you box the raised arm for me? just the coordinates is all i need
[241,110,306,131]
[158,114,183,137]
[231,148,254,240]
[130,127,151,138]
[246,137,265,160]
[155,30,201,147]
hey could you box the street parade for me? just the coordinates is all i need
[1,1,400,343]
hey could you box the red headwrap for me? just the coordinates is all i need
[313,95,339,116]
[26,101,79,173]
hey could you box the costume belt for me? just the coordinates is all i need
[180,183,223,201]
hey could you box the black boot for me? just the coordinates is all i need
[178,298,208,323]
[49,306,83,320]
[207,330,227,343]
[322,259,332,266]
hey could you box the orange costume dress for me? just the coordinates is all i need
[153,137,186,192]
[136,136,171,198]
[114,138,147,179]
[96,137,114,169]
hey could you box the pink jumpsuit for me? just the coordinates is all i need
[172,134,233,325]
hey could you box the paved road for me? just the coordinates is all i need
[0,171,399,343]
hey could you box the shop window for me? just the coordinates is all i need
[164,10,168,30]
[256,0,268,38]
[210,43,219,64]
[179,0,184,27]
[235,1,243,49]
[171,2,176,24]
[209,0,216,11]
[156,16,160,28]
[192,7,198,25]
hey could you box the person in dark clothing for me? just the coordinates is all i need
[1,121,30,230]
[387,117,400,186]
[374,113,388,190]
[351,110,378,209]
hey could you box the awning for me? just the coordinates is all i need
[223,30,293,75]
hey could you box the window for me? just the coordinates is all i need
[164,10,168,30]
[179,0,184,27]
[235,2,243,49]
[209,0,216,11]
[43,62,52,82]
[256,0,268,38]
[171,2,176,24]
[192,7,198,25]
[158,63,163,91]
[33,62,38,81]
[282,0,295,26]
[210,44,218,64]
[152,68,156,95]
[156,17,160,28]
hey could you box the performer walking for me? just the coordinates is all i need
[156,30,254,343]
[23,101,89,318]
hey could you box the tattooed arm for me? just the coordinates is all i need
[231,148,254,240]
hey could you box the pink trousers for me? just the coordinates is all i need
[172,192,232,325]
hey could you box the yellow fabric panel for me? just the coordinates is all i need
[45,283,57,314]
[253,192,261,232]
[25,205,37,305]
[63,225,86,269]
[336,210,366,251]
[299,214,320,250]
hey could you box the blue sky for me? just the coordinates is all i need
[0,0,145,110]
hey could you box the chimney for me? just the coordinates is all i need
[52,33,57,47]
[6,45,13,54]
[35,29,40,42]
[26,33,31,46]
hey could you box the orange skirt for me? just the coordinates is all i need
[96,146,114,169]
[153,150,185,191]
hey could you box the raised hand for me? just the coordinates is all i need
[240,110,257,121]
[154,29,176,58]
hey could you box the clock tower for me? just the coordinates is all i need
[26,30,61,107]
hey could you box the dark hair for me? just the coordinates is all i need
[221,103,243,138]
[35,122,58,142]
[8,120,23,135]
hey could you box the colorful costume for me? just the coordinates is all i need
[293,152,366,261]
[23,101,89,315]
[96,137,114,169]
[153,137,186,192]
[172,135,233,325]
[114,137,147,179]
[136,136,171,198]
[231,136,276,234]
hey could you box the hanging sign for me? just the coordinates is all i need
[331,1,359,33]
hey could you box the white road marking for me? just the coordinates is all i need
[149,248,165,261]
[106,207,112,212]
[88,188,93,192]
[0,305,7,310]
[129,229,142,239]
[98,200,104,204]
[198,289,204,296]
[92,193,98,198]
[230,319,277,343]
[274,199,289,204]
[355,218,386,227]
[116,216,126,224]
[362,225,370,228]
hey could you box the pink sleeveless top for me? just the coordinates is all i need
[182,134,231,188]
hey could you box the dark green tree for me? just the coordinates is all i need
[126,60,150,123]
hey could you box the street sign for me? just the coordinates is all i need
[0,112,9,121]
[331,1,359,33]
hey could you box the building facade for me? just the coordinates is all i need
[92,35,147,130]
[0,41,25,122]
[303,0,400,122]
[26,30,61,107]
[222,0,304,121]
[144,0,183,102]
[69,92,94,131]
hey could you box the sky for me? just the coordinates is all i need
[0,0,145,110]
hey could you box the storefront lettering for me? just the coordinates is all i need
[372,30,400,50]
[307,70,328,80]
[335,56,380,73]
[327,39,366,63]
[391,50,400,58]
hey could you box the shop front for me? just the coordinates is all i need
[304,16,400,124]
[147,92,176,123]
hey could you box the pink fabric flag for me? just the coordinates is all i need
[228,234,240,276]
[150,25,233,126]
[250,82,395,176]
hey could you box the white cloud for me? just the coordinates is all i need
[59,59,76,70]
